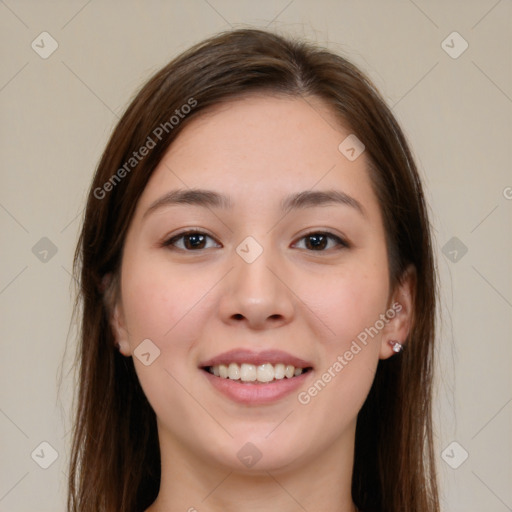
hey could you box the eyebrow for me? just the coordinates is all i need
[142,187,366,219]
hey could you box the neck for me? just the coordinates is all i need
[146,421,358,512]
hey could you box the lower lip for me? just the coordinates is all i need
[201,369,312,405]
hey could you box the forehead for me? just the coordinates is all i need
[135,94,381,220]
[167,93,346,169]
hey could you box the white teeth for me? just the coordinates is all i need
[274,363,285,380]
[256,363,274,383]
[219,364,228,378]
[240,363,257,382]
[228,362,240,380]
[207,362,307,382]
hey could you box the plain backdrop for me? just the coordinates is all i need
[1,1,511,511]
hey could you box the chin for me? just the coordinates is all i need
[200,429,310,474]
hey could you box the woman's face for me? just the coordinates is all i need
[110,94,413,472]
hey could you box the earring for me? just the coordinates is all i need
[388,340,403,353]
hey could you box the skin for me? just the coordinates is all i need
[109,94,415,512]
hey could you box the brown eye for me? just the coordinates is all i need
[163,231,220,251]
[294,232,348,251]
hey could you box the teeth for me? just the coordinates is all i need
[274,363,285,379]
[228,363,240,380]
[285,365,295,378]
[241,363,257,382]
[256,363,274,383]
[207,362,306,382]
[219,364,228,378]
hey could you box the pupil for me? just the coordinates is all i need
[307,235,326,250]
[186,234,205,249]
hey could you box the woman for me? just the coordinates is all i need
[68,28,440,512]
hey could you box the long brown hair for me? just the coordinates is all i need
[66,28,439,512]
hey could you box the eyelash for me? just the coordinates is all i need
[162,230,349,252]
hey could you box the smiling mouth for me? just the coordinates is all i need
[202,363,313,383]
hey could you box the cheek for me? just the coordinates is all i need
[300,257,390,346]
[313,257,389,398]
[295,266,387,427]
[119,257,211,420]
[121,254,209,344]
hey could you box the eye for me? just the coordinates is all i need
[162,230,349,252]
[163,230,221,251]
[293,231,348,251]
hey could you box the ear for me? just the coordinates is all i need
[102,272,132,357]
[379,264,416,360]
[109,302,132,356]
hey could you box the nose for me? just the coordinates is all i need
[217,244,295,330]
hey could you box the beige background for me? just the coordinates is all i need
[1,1,511,511]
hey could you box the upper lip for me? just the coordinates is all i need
[199,349,313,369]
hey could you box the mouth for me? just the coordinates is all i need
[199,349,314,404]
